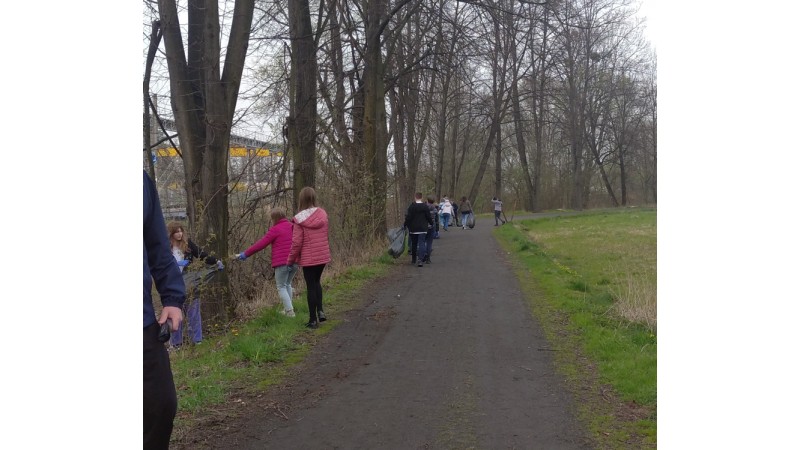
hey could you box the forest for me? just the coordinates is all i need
[143,0,656,320]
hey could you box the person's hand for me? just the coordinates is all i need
[177,259,190,267]
[216,260,225,270]
[237,252,247,261]
[159,306,183,331]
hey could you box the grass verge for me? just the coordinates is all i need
[494,208,657,449]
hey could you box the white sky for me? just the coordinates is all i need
[638,0,658,49]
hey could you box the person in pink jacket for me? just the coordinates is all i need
[287,187,332,329]
[236,207,299,317]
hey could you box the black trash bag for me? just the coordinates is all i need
[467,215,475,229]
[183,266,219,290]
[387,226,406,258]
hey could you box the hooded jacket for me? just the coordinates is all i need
[288,207,331,267]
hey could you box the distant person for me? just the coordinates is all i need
[459,196,473,229]
[439,196,453,231]
[451,198,460,227]
[423,195,439,263]
[236,207,299,317]
[143,170,185,449]
[404,192,433,267]
[491,197,505,226]
[288,187,332,329]
[167,221,225,348]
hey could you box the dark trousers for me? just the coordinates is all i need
[302,264,326,322]
[424,229,434,261]
[143,323,177,450]
[409,233,426,262]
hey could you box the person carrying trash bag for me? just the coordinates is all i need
[459,196,474,230]
[404,192,433,267]
[166,221,225,348]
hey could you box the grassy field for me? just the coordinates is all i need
[494,208,657,448]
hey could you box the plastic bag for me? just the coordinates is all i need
[387,227,406,258]
[467,214,475,229]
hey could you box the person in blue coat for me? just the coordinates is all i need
[143,170,186,449]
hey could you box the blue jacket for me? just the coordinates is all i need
[144,171,186,328]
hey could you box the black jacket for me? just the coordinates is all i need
[184,240,219,266]
[404,201,433,233]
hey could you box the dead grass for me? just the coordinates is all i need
[612,267,657,332]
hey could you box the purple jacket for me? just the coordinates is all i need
[243,218,293,267]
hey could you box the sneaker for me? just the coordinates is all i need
[417,261,423,267]
[286,310,296,318]
[306,321,319,329]
[318,311,327,322]
[168,345,182,352]
[425,258,431,264]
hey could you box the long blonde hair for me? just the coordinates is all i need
[167,221,189,254]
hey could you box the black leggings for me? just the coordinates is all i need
[302,264,326,322]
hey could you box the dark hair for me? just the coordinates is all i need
[415,192,423,199]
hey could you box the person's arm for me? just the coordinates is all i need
[189,239,220,265]
[144,172,185,329]
[287,221,303,265]
[243,227,278,258]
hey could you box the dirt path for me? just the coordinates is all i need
[181,215,592,449]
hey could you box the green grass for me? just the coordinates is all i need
[169,254,394,435]
[494,208,657,448]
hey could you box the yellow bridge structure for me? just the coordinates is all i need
[155,147,283,158]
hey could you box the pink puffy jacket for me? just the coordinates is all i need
[288,207,331,267]
[242,218,293,268]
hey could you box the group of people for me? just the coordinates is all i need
[146,169,508,447]
[144,169,332,448]
[236,186,331,329]
[403,193,476,267]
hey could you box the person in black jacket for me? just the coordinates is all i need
[404,192,433,268]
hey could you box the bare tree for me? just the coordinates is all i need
[288,0,319,204]
[157,0,255,319]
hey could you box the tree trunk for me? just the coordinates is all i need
[289,0,319,207]
[144,20,162,182]
[157,0,254,321]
